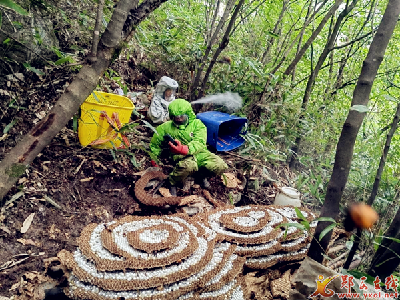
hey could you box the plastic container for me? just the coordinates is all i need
[196,111,247,151]
[78,91,135,149]
[274,187,301,207]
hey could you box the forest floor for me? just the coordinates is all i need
[0,64,339,300]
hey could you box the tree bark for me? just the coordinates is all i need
[307,0,400,263]
[291,0,313,84]
[89,0,105,59]
[190,0,235,100]
[0,0,168,202]
[368,230,400,279]
[368,203,400,277]
[198,0,246,96]
[288,0,358,168]
[255,0,339,107]
[261,0,289,64]
[283,0,342,77]
[369,199,400,269]
[344,74,400,272]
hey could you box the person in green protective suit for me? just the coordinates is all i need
[150,99,228,196]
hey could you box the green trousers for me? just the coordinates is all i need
[169,150,228,185]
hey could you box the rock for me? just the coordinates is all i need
[228,191,242,205]
[138,94,150,105]
[180,196,213,215]
[14,73,24,81]
[290,257,389,300]
[181,206,200,216]
[290,257,347,300]
[183,179,194,192]
[221,173,241,188]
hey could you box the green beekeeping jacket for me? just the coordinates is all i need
[150,99,208,159]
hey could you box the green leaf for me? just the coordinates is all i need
[3,118,18,134]
[0,0,29,15]
[267,31,279,38]
[23,63,44,75]
[73,115,78,133]
[92,92,101,103]
[295,207,307,221]
[142,120,159,135]
[313,217,336,223]
[279,222,306,230]
[350,105,369,113]
[125,151,139,168]
[319,223,336,241]
[300,220,310,231]
[376,236,400,244]
[109,148,117,161]
[384,95,397,102]
[3,38,10,44]
[345,240,353,250]
[247,60,263,77]
[222,173,228,186]
[55,57,72,65]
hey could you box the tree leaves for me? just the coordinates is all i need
[3,118,18,134]
[319,222,336,241]
[350,105,369,113]
[23,63,44,75]
[0,0,29,16]
[384,95,397,102]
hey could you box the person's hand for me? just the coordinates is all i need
[169,140,189,155]
[150,160,159,167]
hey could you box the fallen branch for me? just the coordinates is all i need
[327,250,349,268]
[328,244,347,255]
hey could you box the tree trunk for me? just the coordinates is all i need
[369,200,400,267]
[307,0,400,263]
[368,230,400,279]
[190,0,235,100]
[89,0,105,59]
[291,0,312,84]
[282,0,342,77]
[198,0,245,96]
[344,103,400,270]
[261,0,289,64]
[0,0,168,202]
[256,0,340,107]
[288,0,358,169]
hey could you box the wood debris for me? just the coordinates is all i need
[21,213,35,234]
[17,239,41,247]
[80,177,94,182]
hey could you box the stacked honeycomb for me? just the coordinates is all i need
[59,205,317,300]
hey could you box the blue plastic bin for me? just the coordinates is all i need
[196,111,247,151]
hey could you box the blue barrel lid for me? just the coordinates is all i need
[197,111,247,152]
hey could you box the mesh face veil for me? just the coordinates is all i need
[172,114,189,126]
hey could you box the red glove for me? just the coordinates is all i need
[150,160,159,167]
[169,139,189,155]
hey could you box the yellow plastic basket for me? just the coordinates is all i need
[78,91,135,149]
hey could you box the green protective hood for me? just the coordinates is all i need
[168,99,196,122]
